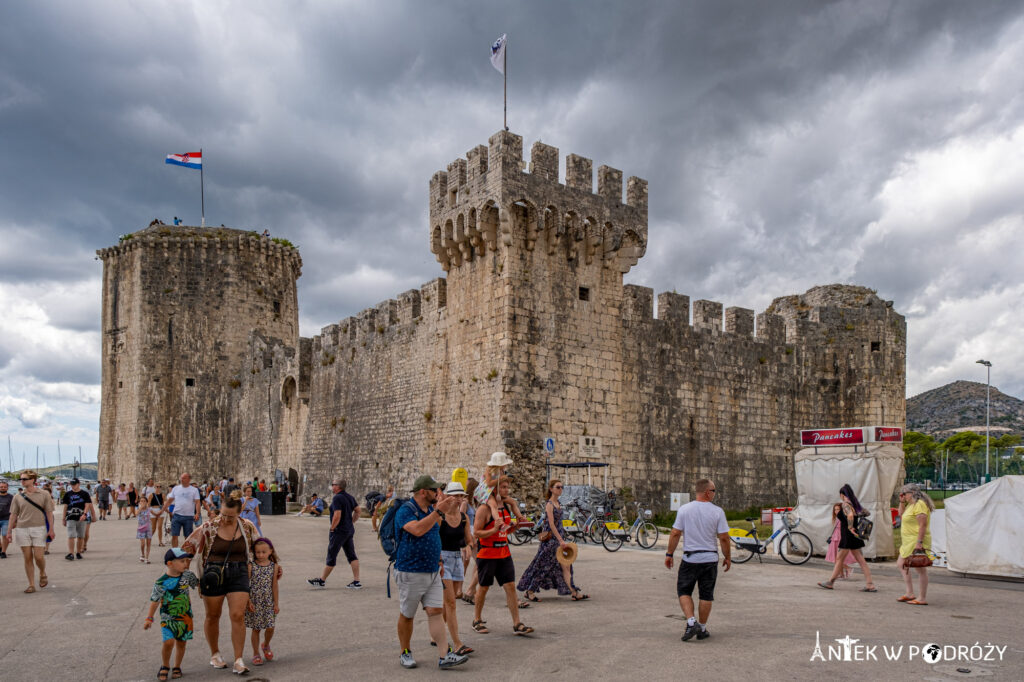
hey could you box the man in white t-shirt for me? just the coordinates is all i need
[161,472,201,549]
[664,479,730,642]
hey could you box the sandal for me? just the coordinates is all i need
[471,620,489,634]
[453,645,474,656]
[462,595,475,605]
[861,586,878,592]
[525,592,541,603]
[158,666,170,681]
[232,658,249,675]
[39,575,48,588]
[252,655,264,666]
[210,653,228,669]
[817,581,834,590]
[517,600,530,609]
[571,592,590,601]
[908,599,928,605]
[261,644,274,661]
[896,595,916,602]
[171,667,182,679]
[24,586,36,593]
[512,622,534,635]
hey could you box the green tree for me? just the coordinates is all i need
[903,431,938,479]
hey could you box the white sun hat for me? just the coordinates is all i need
[444,481,467,496]
[486,451,513,467]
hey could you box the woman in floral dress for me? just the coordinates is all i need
[517,479,588,601]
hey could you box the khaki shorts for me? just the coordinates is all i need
[395,570,444,619]
[14,526,47,547]
[66,519,88,538]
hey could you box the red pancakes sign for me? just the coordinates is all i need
[872,426,903,442]
[800,428,866,447]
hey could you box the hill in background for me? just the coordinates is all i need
[907,380,1024,440]
[2,463,99,480]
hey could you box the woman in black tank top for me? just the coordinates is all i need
[439,486,474,655]
[148,488,165,546]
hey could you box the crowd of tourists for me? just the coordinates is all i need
[0,455,937,676]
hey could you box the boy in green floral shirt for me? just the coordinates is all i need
[144,547,199,680]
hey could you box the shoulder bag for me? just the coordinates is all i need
[200,520,240,593]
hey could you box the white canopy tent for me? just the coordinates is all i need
[945,475,1024,578]
[794,443,904,559]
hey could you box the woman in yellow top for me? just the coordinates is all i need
[896,483,934,606]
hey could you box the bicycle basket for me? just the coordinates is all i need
[783,511,800,529]
[643,509,652,520]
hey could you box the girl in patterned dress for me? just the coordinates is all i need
[246,538,280,666]
[137,496,153,563]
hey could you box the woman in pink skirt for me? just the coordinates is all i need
[826,502,857,579]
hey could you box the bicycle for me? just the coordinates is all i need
[728,511,813,565]
[601,502,660,552]
[508,505,542,545]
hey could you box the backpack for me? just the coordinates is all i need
[378,497,412,597]
[853,510,873,541]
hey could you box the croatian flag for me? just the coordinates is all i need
[165,152,202,169]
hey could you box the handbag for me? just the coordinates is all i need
[853,511,873,541]
[904,549,933,568]
[200,521,240,592]
[539,530,553,543]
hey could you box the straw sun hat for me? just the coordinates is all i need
[556,542,579,567]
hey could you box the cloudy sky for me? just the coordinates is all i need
[2,0,1022,466]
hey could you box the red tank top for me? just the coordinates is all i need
[477,506,512,559]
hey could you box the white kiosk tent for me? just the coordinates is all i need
[945,475,1024,578]
[793,427,905,559]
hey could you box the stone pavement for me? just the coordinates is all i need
[2,514,1021,681]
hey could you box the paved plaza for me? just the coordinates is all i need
[2,513,1022,680]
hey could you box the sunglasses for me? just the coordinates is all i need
[553,485,563,489]
[20,478,32,482]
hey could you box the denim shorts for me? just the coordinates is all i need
[170,515,195,537]
[0,520,8,536]
[440,550,465,582]
[199,560,250,597]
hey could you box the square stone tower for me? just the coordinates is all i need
[429,131,648,492]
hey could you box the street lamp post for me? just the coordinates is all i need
[976,359,992,483]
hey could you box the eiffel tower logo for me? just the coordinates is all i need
[810,630,825,662]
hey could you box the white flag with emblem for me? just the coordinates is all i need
[490,34,507,74]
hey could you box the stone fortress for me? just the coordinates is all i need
[97,130,906,508]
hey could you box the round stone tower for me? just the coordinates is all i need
[96,224,301,484]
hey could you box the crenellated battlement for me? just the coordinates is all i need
[622,284,903,353]
[429,131,648,274]
[96,225,302,276]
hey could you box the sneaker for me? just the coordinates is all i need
[65,553,75,561]
[76,553,83,560]
[0,551,7,558]
[697,627,710,640]
[345,581,362,589]
[400,650,417,669]
[438,651,468,669]
[682,622,700,641]
[307,578,326,588]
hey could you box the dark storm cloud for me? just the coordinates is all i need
[1,0,1023,449]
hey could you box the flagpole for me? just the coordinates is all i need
[503,45,508,131]
[200,147,205,227]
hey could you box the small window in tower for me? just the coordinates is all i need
[579,287,590,302]
[118,381,123,389]
[152,376,159,382]
[185,377,195,387]
[871,341,881,352]
[273,300,281,314]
